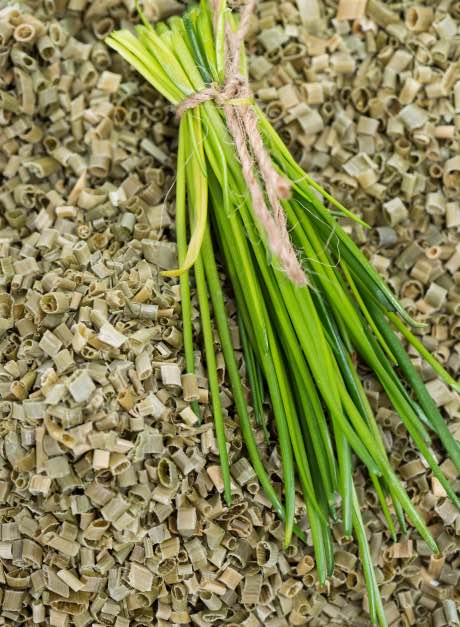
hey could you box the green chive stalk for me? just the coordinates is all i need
[107,3,460,624]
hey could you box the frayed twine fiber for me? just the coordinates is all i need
[176,0,308,286]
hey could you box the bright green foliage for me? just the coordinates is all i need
[107,4,460,625]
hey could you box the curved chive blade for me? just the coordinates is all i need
[239,316,270,443]
[176,119,201,419]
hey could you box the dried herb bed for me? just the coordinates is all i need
[0,0,459,626]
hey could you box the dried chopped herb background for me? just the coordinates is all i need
[0,1,459,626]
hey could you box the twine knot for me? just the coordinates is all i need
[176,75,249,118]
[177,0,307,286]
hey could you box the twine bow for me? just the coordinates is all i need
[177,0,307,286]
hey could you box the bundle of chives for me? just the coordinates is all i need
[107,3,460,624]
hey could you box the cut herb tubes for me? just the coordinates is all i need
[107,3,460,625]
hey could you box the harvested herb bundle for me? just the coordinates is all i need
[107,2,460,624]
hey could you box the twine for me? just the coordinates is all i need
[176,0,307,286]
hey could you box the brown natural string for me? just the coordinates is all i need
[176,0,307,286]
